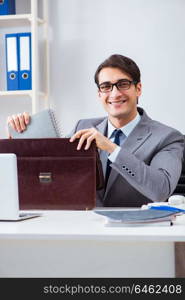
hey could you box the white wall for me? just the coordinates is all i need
[0,0,185,137]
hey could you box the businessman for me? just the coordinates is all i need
[7,54,184,207]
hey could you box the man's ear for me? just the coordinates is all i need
[136,82,142,97]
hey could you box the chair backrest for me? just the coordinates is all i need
[172,136,185,196]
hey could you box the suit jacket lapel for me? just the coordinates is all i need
[103,110,152,199]
[95,118,108,178]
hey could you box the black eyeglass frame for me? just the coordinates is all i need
[98,79,138,93]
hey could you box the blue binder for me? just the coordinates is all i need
[18,32,32,90]
[0,0,16,15]
[5,33,19,90]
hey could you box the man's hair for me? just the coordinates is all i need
[94,54,141,86]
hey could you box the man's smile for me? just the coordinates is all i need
[107,99,127,105]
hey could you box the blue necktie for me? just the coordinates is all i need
[105,129,123,187]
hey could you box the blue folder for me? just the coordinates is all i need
[5,33,19,90]
[18,32,32,90]
[0,0,16,15]
[5,32,32,91]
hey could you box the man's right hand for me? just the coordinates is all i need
[7,112,30,136]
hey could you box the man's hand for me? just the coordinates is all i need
[7,112,30,137]
[70,128,117,153]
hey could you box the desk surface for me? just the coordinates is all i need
[0,210,185,242]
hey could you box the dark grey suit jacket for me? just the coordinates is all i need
[69,107,184,207]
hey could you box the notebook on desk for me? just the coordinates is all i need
[94,209,178,227]
[0,153,40,221]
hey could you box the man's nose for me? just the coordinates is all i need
[109,85,122,97]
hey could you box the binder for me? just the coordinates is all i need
[18,32,32,90]
[5,33,19,90]
[5,32,32,90]
[0,0,16,15]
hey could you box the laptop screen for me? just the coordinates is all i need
[0,153,19,220]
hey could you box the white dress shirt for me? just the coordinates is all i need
[108,112,141,162]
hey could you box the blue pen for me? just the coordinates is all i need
[149,205,185,213]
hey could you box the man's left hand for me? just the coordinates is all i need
[70,128,117,153]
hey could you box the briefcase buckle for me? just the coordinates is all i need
[39,172,52,183]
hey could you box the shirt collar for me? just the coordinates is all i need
[107,112,141,139]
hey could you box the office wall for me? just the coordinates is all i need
[0,0,185,137]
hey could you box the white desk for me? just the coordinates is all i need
[0,210,185,278]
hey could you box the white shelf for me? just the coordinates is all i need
[0,90,32,97]
[0,90,46,98]
[0,14,44,27]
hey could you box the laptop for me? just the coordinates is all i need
[0,153,41,221]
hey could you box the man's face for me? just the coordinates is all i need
[98,67,142,125]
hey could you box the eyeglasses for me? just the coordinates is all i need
[98,79,137,93]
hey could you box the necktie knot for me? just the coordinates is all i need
[113,129,123,146]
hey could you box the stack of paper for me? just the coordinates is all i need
[94,209,178,227]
